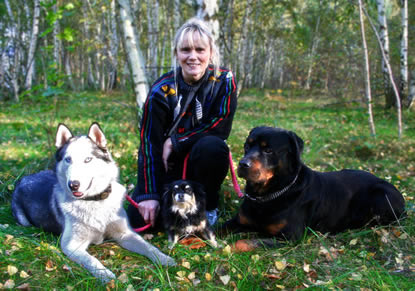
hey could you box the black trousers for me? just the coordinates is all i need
[127,136,229,228]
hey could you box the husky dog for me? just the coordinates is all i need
[162,180,218,248]
[12,123,175,282]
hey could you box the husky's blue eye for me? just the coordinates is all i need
[85,157,92,163]
[65,157,72,163]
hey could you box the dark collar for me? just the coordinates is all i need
[81,184,112,201]
[244,172,299,203]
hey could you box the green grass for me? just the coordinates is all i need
[1,90,414,290]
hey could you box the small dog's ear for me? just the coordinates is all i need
[88,122,107,149]
[55,123,73,148]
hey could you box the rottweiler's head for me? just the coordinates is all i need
[163,180,205,217]
[238,127,304,191]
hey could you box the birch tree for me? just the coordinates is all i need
[196,0,219,41]
[376,0,393,108]
[363,6,402,137]
[24,0,41,90]
[399,0,408,105]
[358,0,375,136]
[117,0,149,110]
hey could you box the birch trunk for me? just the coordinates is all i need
[24,0,40,90]
[237,0,253,93]
[358,0,376,136]
[108,0,119,90]
[5,0,20,102]
[400,0,408,105]
[117,0,149,110]
[305,10,321,90]
[196,0,219,41]
[364,7,402,137]
[376,0,393,107]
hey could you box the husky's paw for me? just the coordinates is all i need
[159,255,176,266]
[97,269,116,283]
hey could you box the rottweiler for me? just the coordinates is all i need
[221,126,405,246]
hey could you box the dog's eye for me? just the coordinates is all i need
[185,185,191,191]
[65,157,72,163]
[84,157,92,163]
[174,185,179,190]
[263,148,273,154]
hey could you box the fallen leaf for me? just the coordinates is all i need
[45,260,56,272]
[251,254,260,262]
[118,273,129,283]
[205,273,212,281]
[125,285,135,291]
[143,234,154,240]
[180,237,206,249]
[181,260,191,269]
[188,272,196,280]
[219,275,230,285]
[7,265,18,276]
[3,279,15,289]
[303,263,310,273]
[222,245,232,255]
[19,271,30,278]
[192,279,201,286]
[275,260,287,271]
[349,239,358,246]
[276,285,285,290]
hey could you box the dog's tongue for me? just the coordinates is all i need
[72,192,83,197]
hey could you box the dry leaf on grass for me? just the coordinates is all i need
[179,237,206,249]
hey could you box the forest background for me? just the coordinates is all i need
[1,0,415,290]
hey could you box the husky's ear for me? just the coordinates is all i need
[88,122,107,149]
[55,123,73,148]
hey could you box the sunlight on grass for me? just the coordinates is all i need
[0,90,414,289]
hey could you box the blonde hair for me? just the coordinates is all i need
[173,18,220,75]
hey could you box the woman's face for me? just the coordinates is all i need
[176,31,211,84]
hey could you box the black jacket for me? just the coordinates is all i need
[133,66,238,203]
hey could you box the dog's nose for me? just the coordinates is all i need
[178,193,184,200]
[68,180,80,191]
[239,158,252,169]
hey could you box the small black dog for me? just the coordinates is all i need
[162,180,218,248]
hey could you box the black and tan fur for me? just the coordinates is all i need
[221,126,406,244]
[162,180,217,248]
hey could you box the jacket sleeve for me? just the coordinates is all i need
[133,87,171,203]
[170,71,238,153]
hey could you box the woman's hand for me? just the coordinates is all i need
[162,138,173,172]
[137,200,160,227]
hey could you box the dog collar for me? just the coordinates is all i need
[81,184,112,201]
[244,173,299,203]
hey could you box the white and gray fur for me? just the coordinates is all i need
[12,123,175,282]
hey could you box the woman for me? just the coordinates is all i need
[127,18,238,229]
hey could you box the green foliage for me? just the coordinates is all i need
[0,91,414,289]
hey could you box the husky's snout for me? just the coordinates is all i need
[68,180,80,191]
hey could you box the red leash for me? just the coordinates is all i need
[228,150,244,198]
[126,148,243,233]
[182,151,243,198]
[125,195,152,232]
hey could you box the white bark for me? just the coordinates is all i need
[400,0,408,104]
[25,0,40,90]
[196,0,219,41]
[376,0,392,105]
[305,8,321,90]
[358,0,376,136]
[364,7,402,137]
[117,0,149,109]
[5,0,20,102]
[108,0,119,90]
